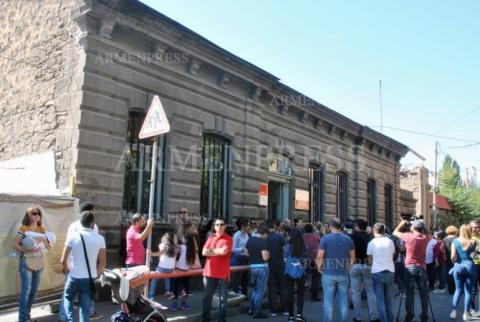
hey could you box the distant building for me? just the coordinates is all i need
[428,192,454,228]
[400,166,431,227]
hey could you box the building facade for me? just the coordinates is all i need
[400,166,431,227]
[1,0,408,254]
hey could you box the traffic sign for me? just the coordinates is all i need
[139,95,171,139]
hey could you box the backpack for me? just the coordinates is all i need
[284,245,305,279]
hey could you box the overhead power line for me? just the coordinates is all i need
[447,142,480,149]
[370,125,479,143]
[432,103,480,135]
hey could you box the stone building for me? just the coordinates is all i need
[1,0,409,258]
[400,166,431,227]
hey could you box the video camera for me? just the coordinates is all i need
[401,213,424,229]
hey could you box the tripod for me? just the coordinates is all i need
[395,291,436,322]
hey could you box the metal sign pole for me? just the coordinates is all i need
[145,136,158,270]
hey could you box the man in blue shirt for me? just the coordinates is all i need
[317,218,355,322]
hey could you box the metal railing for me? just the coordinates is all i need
[129,265,250,289]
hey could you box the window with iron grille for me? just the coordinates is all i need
[122,111,166,219]
[337,171,348,223]
[367,179,377,226]
[200,134,231,221]
[385,184,394,229]
[309,165,324,223]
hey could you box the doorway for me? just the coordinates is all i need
[268,181,289,222]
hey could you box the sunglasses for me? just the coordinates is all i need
[180,211,188,214]
[31,212,40,216]
[215,223,225,227]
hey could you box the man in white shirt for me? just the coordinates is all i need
[61,211,106,322]
[58,202,100,321]
[367,223,395,322]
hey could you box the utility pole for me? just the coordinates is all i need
[433,141,438,229]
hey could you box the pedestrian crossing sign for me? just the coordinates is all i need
[139,95,171,139]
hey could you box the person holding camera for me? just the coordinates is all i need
[393,219,431,322]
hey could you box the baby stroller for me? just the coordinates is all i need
[99,266,167,322]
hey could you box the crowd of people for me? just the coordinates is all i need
[12,202,480,322]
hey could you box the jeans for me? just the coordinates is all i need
[350,264,378,320]
[249,266,269,315]
[267,266,288,312]
[471,264,480,310]
[148,267,173,299]
[452,266,477,313]
[404,265,429,322]
[286,275,305,317]
[230,254,248,295]
[58,273,95,321]
[63,276,93,322]
[322,273,349,322]
[202,277,228,322]
[372,270,395,322]
[18,256,42,322]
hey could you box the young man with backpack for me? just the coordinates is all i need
[317,218,355,322]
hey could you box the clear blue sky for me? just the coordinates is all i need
[142,0,480,180]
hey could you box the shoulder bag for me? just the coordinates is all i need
[80,233,97,299]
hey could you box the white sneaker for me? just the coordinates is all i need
[463,312,471,321]
[470,309,480,317]
[450,310,456,319]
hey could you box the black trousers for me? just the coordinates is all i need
[267,267,288,312]
[306,260,320,299]
[172,276,190,300]
[286,275,305,317]
[426,263,436,290]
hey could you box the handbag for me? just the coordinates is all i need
[80,233,97,299]
[25,254,45,271]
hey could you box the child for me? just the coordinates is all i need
[148,232,177,299]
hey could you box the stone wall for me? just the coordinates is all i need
[0,0,85,191]
[400,166,430,226]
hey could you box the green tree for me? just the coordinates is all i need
[439,154,461,194]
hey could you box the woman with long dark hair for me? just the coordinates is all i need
[284,228,307,322]
[12,207,51,322]
[148,232,177,299]
[171,223,199,311]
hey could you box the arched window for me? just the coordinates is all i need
[200,134,232,221]
[122,111,166,219]
[367,179,377,226]
[337,171,348,223]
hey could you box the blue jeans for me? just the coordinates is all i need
[350,264,378,320]
[404,265,429,322]
[58,273,95,321]
[63,276,93,322]
[149,267,173,299]
[249,266,269,315]
[452,266,477,312]
[322,273,349,322]
[202,277,229,322]
[18,256,42,322]
[372,270,395,322]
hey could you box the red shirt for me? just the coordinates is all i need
[203,233,233,280]
[126,225,145,265]
[398,232,431,269]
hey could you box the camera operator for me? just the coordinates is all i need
[393,219,431,322]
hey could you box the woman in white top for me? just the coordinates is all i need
[171,223,200,311]
[148,232,177,299]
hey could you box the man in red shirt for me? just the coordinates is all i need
[125,214,153,267]
[393,219,431,322]
[202,217,233,322]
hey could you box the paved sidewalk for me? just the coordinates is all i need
[0,290,471,322]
